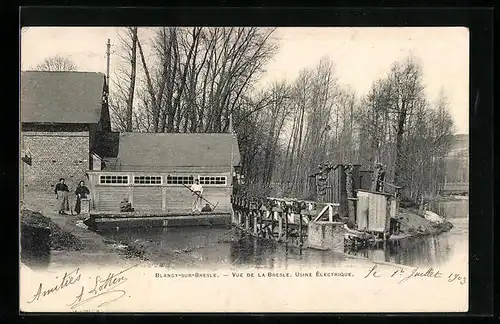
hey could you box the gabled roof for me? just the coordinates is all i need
[104,132,241,171]
[21,71,106,124]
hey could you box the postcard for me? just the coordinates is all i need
[20,26,469,313]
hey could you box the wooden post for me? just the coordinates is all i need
[299,212,303,246]
[371,165,380,192]
[278,211,283,241]
[259,210,264,238]
[266,210,271,239]
[345,164,356,223]
[253,210,258,235]
[271,211,278,240]
[238,210,242,226]
[245,210,250,231]
[284,209,289,242]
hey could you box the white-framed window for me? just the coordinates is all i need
[99,175,129,185]
[199,176,227,186]
[134,175,162,185]
[166,175,194,185]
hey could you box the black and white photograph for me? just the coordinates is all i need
[20,25,469,312]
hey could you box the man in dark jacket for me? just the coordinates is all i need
[55,178,70,214]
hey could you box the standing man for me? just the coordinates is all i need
[190,179,204,213]
[55,178,70,215]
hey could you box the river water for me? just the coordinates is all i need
[99,199,469,270]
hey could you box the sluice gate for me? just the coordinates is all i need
[230,196,345,253]
[230,162,403,252]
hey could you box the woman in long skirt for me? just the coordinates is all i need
[75,181,90,215]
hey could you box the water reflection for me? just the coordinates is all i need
[98,200,468,269]
[101,226,351,269]
[345,199,468,267]
[345,233,455,267]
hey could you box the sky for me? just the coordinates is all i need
[20,27,469,134]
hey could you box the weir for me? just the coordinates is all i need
[230,162,403,252]
[230,195,345,251]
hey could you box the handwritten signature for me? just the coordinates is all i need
[67,264,138,310]
[26,264,138,310]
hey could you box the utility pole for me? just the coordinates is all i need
[106,39,111,86]
[229,112,234,134]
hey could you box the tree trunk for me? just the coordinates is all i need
[125,27,138,132]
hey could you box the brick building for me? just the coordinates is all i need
[20,71,111,196]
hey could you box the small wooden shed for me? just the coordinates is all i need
[355,189,399,234]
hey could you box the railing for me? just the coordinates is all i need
[441,182,468,193]
[230,195,340,247]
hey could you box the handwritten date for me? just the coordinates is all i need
[364,264,467,285]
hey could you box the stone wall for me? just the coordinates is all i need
[307,221,345,253]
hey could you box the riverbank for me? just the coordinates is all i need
[391,207,453,240]
[20,192,155,270]
[20,193,454,270]
[20,207,152,269]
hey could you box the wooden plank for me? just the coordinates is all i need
[368,192,387,232]
[161,186,167,211]
[96,187,129,211]
[133,186,162,211]
[356,191,369,230]
[90,211,231,218]
[314,205,329,222]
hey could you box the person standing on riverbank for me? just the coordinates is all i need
[75,180,90,215]
[55,178,70,215]
[190,179,204,213]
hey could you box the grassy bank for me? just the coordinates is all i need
[20,209,84,251]
[393,207,453,240]
[20,208,150,262]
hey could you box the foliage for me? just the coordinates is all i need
[33,55,78,72]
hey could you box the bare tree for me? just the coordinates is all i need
[125,27,138,132]
[356,56,454,201]
[34,55,77,71]
[130,27,277,134]
[109,28,456,201]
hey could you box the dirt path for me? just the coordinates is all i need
[21,193,149,270]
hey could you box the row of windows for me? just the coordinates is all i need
[99,175,228,186]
